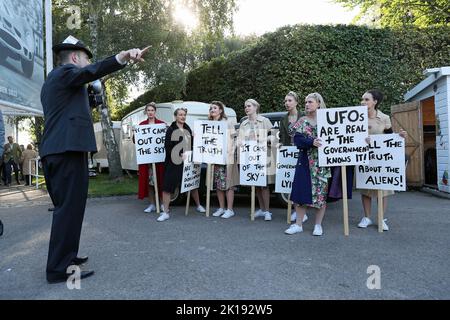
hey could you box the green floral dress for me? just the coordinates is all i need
[298,118,331,208]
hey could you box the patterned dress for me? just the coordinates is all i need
[291,118,331,208]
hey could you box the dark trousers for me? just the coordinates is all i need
[2,160,12,185]
[24,175,33,185]
[42,152,89,279]
[11,160,20,184]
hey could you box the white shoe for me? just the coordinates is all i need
[303,214,308,223]
[221,209,235,219]
[285,224,303,235]
[196,205,206,213]
[312,224,323,236]
[264,211,272,221]
[358,217,373,228]
[254,209,265,218]
[212,208,225,217]
[382,219,389,231]
[157,212,170,222]
[144,204,156,213]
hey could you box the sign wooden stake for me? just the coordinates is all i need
[251,186,255,221]
[206,164,212,217]
[152,163,160,214]
[185,190,191,216]
[341,166,349,236]
[287,199,292,224]
[377,190,384,233]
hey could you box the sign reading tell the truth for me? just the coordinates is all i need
[356,134,406,191]
[193,120,228,165]
[275,146,299,194]
[181,151,201,193]
[134,124,166,164]
[317,106,369,167]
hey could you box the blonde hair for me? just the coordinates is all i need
[144,102,157,113]
[305,92,326,109]
[244,99,260,113]
[286,91,299,102]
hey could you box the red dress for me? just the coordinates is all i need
[136,118,166,200]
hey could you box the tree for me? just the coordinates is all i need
[51,0,237,179]
[335,0,450,27]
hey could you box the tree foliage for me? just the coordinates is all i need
[181,24,450,119]
[335,0,450,27]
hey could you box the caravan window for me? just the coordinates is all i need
[122,121,131,140]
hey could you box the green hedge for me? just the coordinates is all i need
[184,24,450,118]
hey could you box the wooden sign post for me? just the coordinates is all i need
[317,106,369,236]
[275,146,299,224]
[193,120,228,217]
[356,134,407,234]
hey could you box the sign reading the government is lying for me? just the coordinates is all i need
[356,134,406,191]
[239,141,267,187]
[134,124,166,164]
[318,106,369,167]
[193,121,228,165]
[181,151,201,193]
[275,146,299,194]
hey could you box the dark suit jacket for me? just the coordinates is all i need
[40,55,126,158]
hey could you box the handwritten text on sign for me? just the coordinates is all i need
[239,141,267,187]
[275,146,299,193]
[134,124,166,164]
[356,134,406,191]
[181,151,201,193]
[193,120,228,165]
[318,106,369,167]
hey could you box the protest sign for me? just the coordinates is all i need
[193,121,228,165]
[275,146,299,193]
[239,141,267,187]
[181,151,201,193]
[134,124,166,164]
[317,106,369,167]
[356,134,406,191]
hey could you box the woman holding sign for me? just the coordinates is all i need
[208,101,239,219]
[285,93,331,236]
[135,102,166,213]
[158,108,206,222]
[279,91,308,224]
[239,99,275,221]
[358,89,407,231]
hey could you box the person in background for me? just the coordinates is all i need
[21,144,38,186]
[19,144,25,181]
[238,99,275,221]
[134,102,166,214]
[278,91,308,224]
[0,109,4,185]
[208,101,239,219]
[357,89,407,231]
[285,93,331,236]
[158,108,206,222]
[2,144,12,187]
[5,136,22,185]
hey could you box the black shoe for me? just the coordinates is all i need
[47,270,95,284]
[48,207,55,211]
[72,256,89,265]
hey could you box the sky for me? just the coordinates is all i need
[233,0,359,36]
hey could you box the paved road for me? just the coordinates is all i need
[0,190,449,299]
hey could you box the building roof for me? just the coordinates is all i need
[404,66,450,101]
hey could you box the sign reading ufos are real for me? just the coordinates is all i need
[317,106,369,167]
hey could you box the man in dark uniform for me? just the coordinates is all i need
[41,35,148,283]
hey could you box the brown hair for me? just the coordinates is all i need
[208,101,228,121]
[144,102,157,113]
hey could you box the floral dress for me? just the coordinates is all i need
[296,118,331,208]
